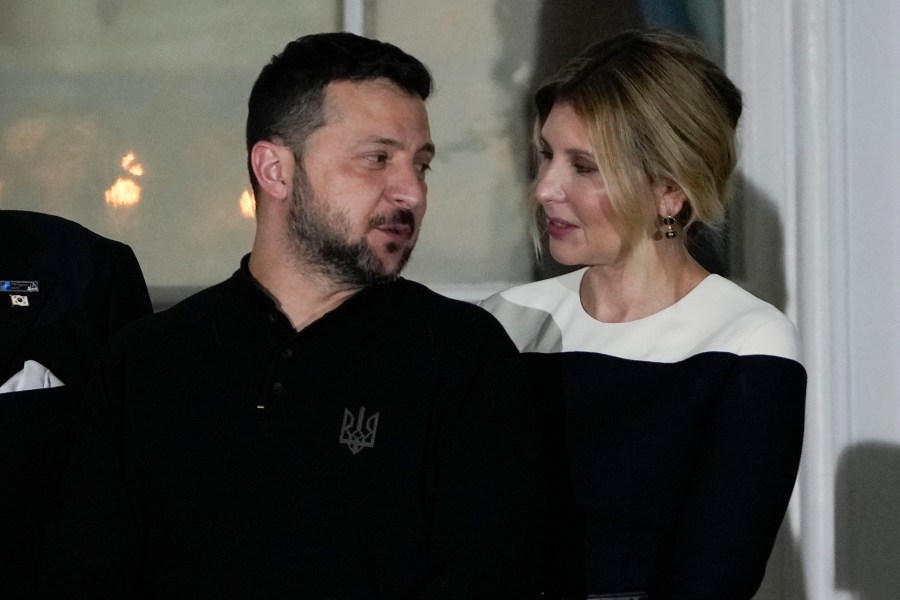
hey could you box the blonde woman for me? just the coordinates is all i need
[482,30,806,600]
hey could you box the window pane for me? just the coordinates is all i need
[0,0,337,288]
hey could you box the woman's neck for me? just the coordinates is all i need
[579,241,709,323]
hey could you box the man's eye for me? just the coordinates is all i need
[366,154,388,164]
[538,150,552,161]
[416,163,431,174]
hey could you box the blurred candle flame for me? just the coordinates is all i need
[121,152,144,176]
[104,151,144,208]
[105,177,141,207]
[239,189,255,218]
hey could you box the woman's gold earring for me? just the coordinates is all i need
[662,215,677,239]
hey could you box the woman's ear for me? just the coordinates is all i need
[654,182,687,217]
[250,141,294,201]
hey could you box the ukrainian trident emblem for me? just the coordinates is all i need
[339,406,380,454]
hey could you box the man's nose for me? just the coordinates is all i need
[387,162,427,208]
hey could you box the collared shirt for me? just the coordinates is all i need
[45,257,542,599]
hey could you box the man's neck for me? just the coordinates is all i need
[247,250,361,332]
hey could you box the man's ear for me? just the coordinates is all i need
[654,181,687,217]
[250,141,294,201]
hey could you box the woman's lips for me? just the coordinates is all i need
[546,217,576,238]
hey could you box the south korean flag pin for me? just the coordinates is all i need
[10,294,29,307]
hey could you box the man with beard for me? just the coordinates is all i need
[42,33,542,598]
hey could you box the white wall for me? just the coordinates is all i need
[729,2,900,598]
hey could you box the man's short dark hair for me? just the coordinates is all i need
[245,32,433,194]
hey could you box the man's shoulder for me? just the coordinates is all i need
[109,279,234,347]
[3,210,87,235]
[382,279,517,357]
[392,278,503,326]
[3,210,130,254]
[1,211,140,293]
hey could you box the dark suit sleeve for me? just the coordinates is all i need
[105,243,153,335]
[41,364,144,599]
[416,314,544,599]
[0,214,152,599]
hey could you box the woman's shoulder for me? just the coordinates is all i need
[686,275,801,362]
[479,269,585,354]
[481,271,802,363]
[481,268,584,310]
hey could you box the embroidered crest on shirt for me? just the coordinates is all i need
[339,406,379,454]
[10,294,29,307]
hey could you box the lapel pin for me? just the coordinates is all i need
[10,294,29,307]
[1,280,40,292]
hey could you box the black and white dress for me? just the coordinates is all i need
[481,267,806,599]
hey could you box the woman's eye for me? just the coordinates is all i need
[574,163,595,174]
[538,150,552,161]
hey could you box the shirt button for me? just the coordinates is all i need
[272,382,284,394]
[282,347,293,359]
[267,313,277,323]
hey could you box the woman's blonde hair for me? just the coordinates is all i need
[533,29,742,247]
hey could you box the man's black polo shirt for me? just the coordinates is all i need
[44,258,542,598]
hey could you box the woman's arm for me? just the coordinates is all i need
[651,350,806,599]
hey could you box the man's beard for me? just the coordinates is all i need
[287,165,416,288]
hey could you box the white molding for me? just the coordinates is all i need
[342,0,366,35]
[149,282,524,311]
[893,0,900,402]
[727,2,853,598]
[793,2,852,599]
[423,282,526,304]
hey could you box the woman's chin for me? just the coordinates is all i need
[547,246,583,267]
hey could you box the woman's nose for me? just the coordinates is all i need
[534,166,564,204]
